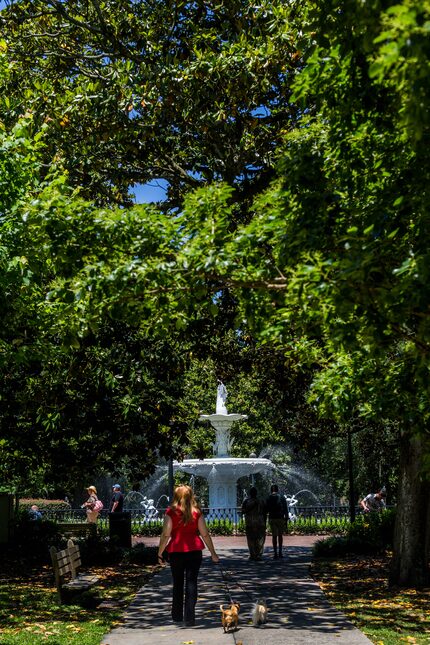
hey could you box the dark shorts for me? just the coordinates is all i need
[269,518,286,537]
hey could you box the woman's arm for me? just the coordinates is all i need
[157,515,173,563]
[198,515,219,563]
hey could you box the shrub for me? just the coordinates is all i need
[289,515,350,535]
[78,536,159,566]
[9,513,62,561]
[19,498,71,512]
[347,508,395,550]
[206,519,234,536]
[313,509,396,558]
[313,535,380,557]
[135,522,163,537]
[122,543,158,565]
[79,535,123,565]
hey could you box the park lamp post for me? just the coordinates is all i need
[347,427,356,523]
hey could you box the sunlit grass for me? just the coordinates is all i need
[312,555,430,645]
[0,562,157,644]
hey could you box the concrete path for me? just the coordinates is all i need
[101,536,372,645]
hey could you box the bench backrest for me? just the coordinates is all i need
[50,546,72,592]
[66,539,82,579]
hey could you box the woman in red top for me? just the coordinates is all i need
[158,485,219,626]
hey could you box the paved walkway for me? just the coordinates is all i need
[101,536,371,645]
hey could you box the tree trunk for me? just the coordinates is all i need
[426,493,430,569]
[390,433,430,587]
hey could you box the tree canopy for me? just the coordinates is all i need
[0,0,308,209]
[1,0,430,586]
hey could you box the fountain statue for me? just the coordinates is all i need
[173,382,274,519]
[216,381,228,415]
[140,497,159,521]
[285,489,323,521]
[123,491,170,521]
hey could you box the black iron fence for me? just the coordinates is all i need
[41,505,362,536]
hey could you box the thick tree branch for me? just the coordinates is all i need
[46,0,103,36]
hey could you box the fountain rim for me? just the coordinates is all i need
[173,457,275,467]
[198,413,248,421]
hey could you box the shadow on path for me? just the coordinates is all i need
[101,545,372,645]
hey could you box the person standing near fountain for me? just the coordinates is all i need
[266,484,289,559]
[360,487,387,513]
[82,486,100,524]
[157,485,220,627]
[241,487,267,561]
[110,484,124,513]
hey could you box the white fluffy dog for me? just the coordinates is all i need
[251,598,268,626]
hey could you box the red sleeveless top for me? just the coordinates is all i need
[166,507,205,553]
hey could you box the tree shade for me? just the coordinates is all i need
[1,0,430,587]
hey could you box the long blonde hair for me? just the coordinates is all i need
[171,485,199,525]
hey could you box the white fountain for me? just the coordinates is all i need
[173,382,274,519]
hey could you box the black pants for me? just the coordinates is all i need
[169,550,202,624]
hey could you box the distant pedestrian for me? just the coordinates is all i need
[29,504,42,521]
[82,485,101,523]
[157,485,219,627]
[242,487,266,561]
[110,484,124,513]
[360,487,386,513]
[266,484,288,559]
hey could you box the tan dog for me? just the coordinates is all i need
[220,602,240,632]
[251,598,268,626]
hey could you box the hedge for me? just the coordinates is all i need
[19,498,71,511]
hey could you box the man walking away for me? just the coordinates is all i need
[242,487,267,561]
[110,484,124,513]
[266,484,288,559]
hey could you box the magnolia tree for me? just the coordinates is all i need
[0,0,308,209]
[37,1,429,586]
[1,1,430,587]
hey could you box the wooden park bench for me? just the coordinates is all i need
[57,521,96,539]
[50,539,99,604]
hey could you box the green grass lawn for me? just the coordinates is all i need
[312,555,430,645]
[0,559,158,644]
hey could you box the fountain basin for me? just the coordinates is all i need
[173,457,274,519]
[173,457,274,479]
[199,414,246,422]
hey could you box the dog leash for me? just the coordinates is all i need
[218,562,236,605]
[218,562,255,603]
